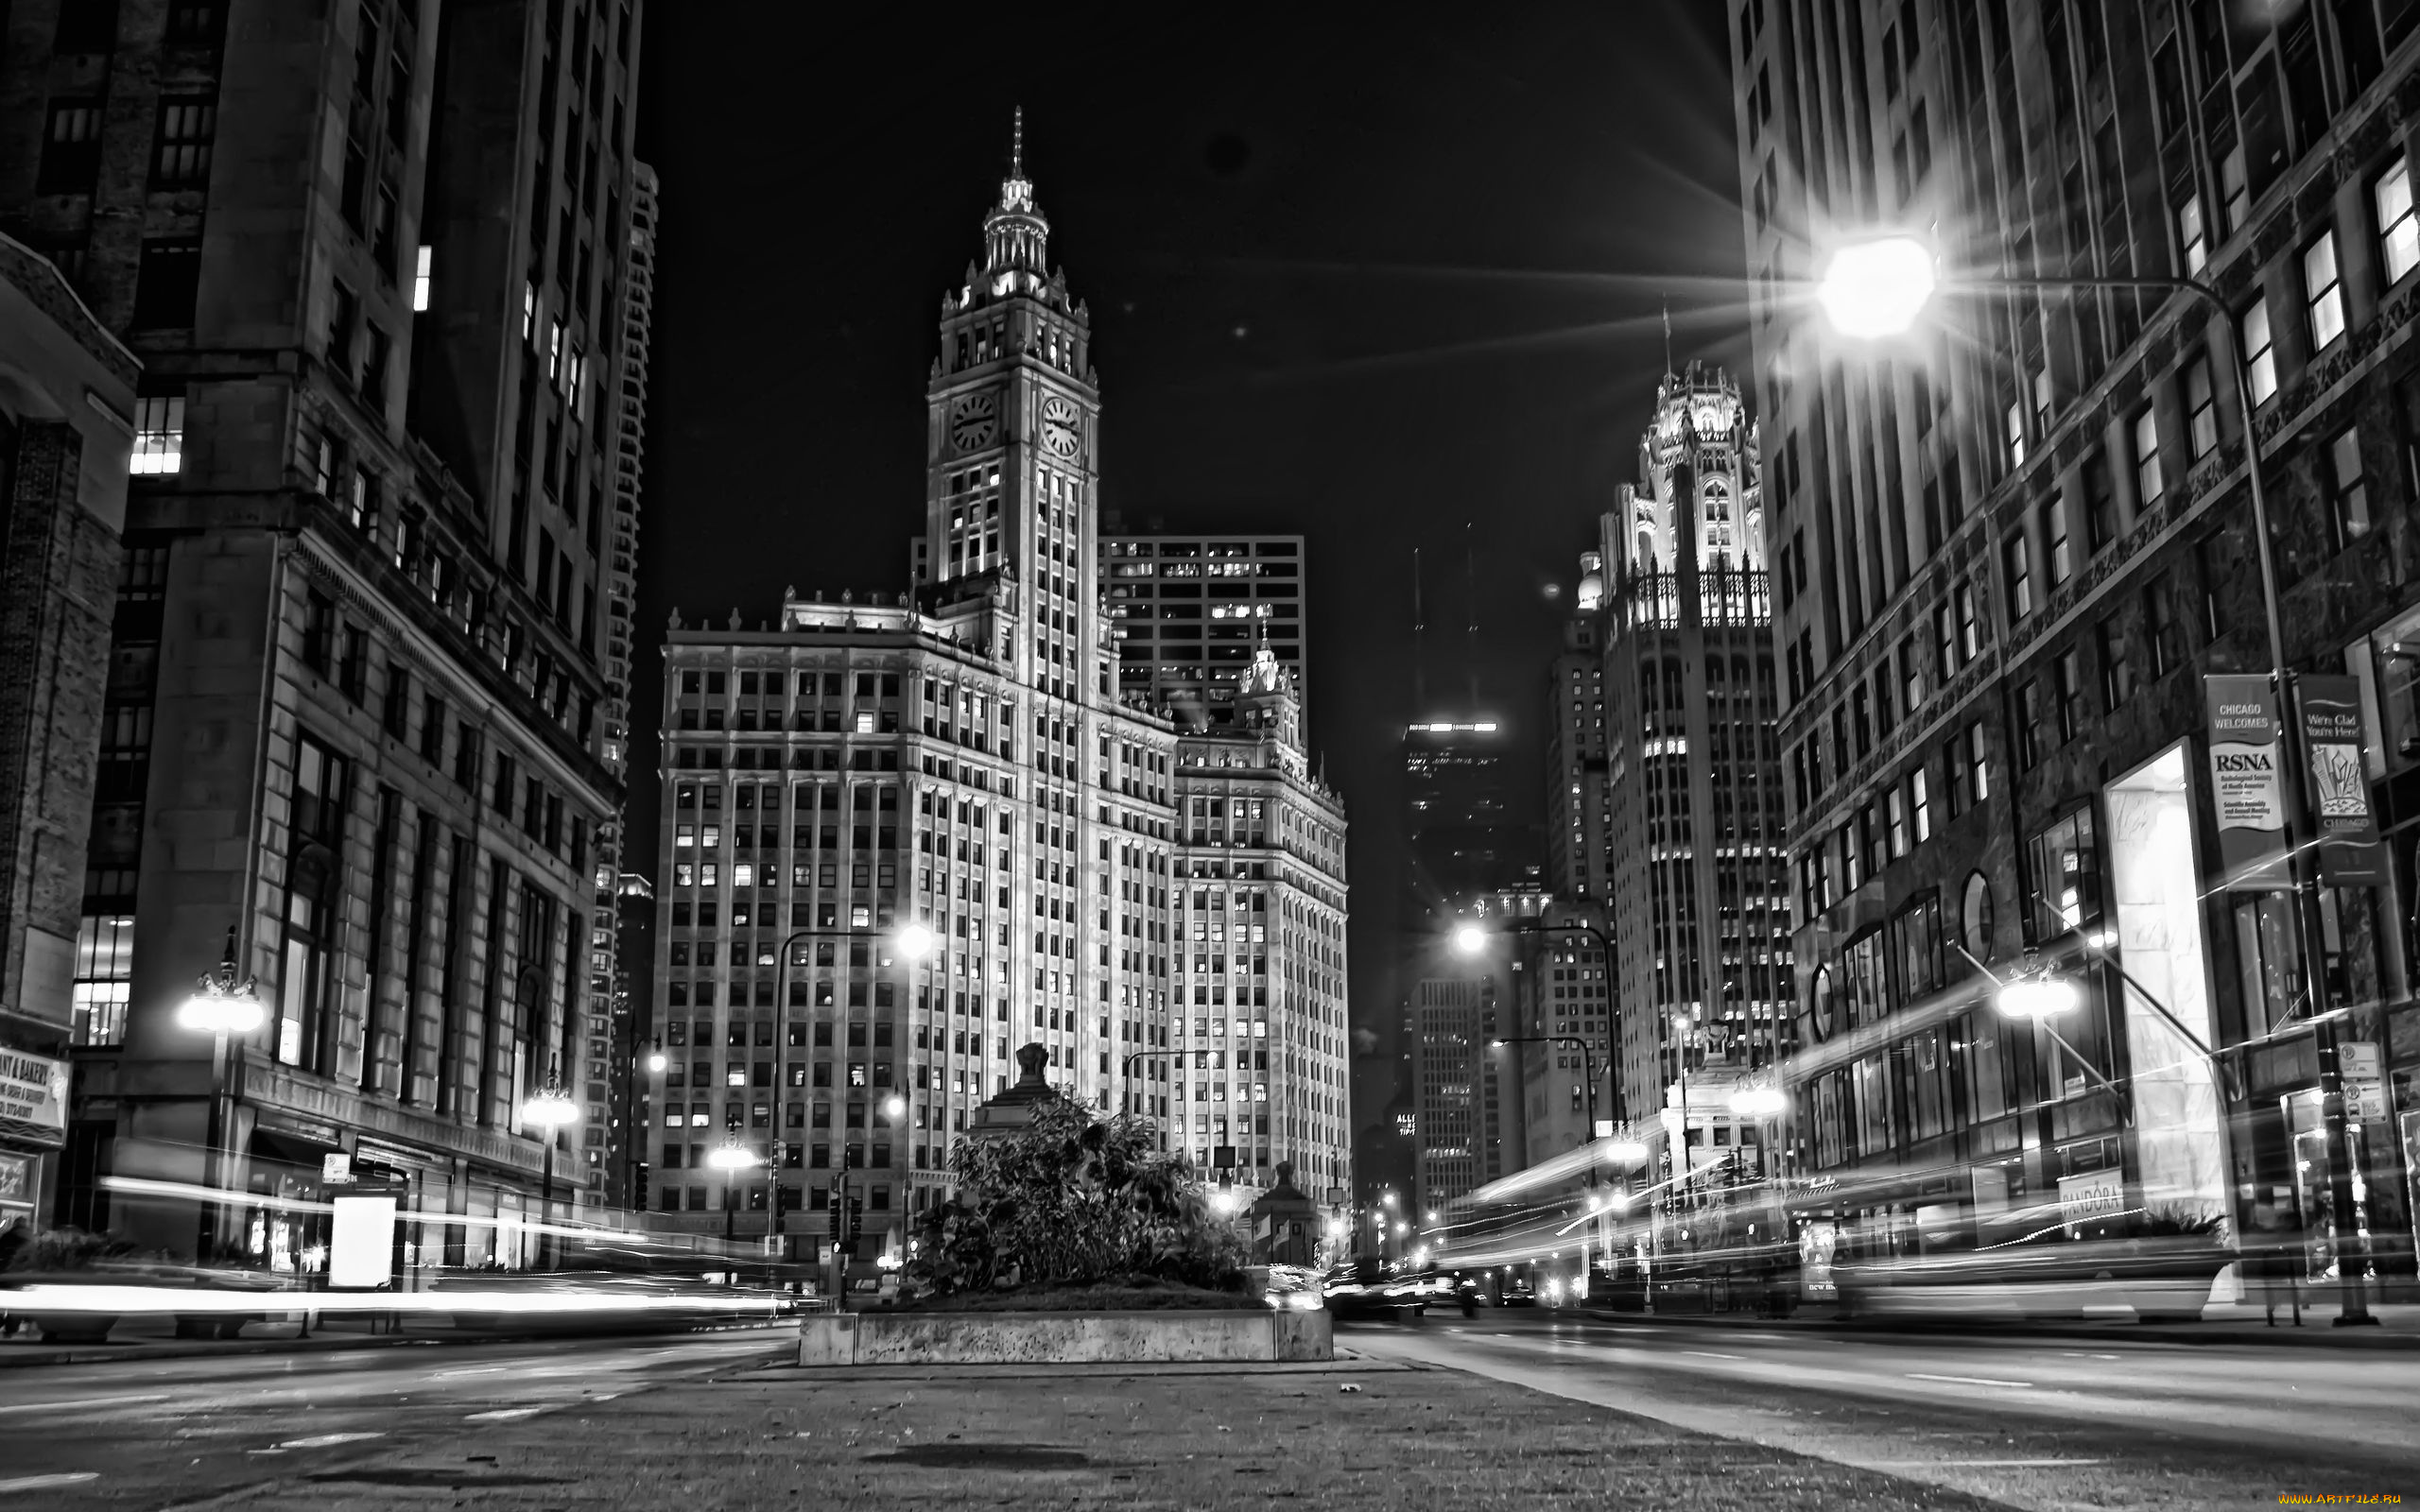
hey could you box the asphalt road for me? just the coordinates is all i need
[1342,1312,2420,1511]
[0,1328,793,1507]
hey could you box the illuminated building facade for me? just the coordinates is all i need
[644,132,1350,1253]
[1593,365,1789,1186]
[1103,533,1306,731]
[1737,1,2420,1276]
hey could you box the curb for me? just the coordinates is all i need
[0,1319,798,1369]
[732,1356,1415,1382]
[1571,1308,2420,1350]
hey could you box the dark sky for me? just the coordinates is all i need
[630,4,1748,1177]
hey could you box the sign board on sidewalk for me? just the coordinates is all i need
[2058,1172,2127,1238]
[329,1193,396,1288]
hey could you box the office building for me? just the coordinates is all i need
[3,0,648,1266]
[1102,533,1305,730]
[1735,2,2420,1274]
[1592,365,1789,1186]
[1546,578,1610,904]
[0,235,139,1234]
[645,130,1350,1255]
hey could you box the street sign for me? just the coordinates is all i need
[322,1153,354,1185]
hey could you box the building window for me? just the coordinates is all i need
[2044,498,2071,586]
[2016,680,2044,769]
[2377,156,2418,286]
[131,395,185,475]
[1955,581,1979,661]
[2003,533,2032,621]
[38,101,102,194]
[277,735,352,1071]
[413,245,433,312]
[2327,427,2371,550]
[2083,454,2116,554]
[1910,768,1932,843]
[2029,806,2102,931]
[2240,298,2276,404]
[2133,406,2164,507]
[2005,400,2026,468]
[2144,574,2182,678]
[71,914,134,1047]
[2305,231,2345,351]
[2054,649,2087,744]
[2177,194,2207,275]
[151,98,216,187]
[2185,354,2219,459]
[131,239,203,329]
[2097,617,2135,710]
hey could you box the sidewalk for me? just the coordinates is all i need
[1573,1298,2420,1349]
[231,1353,2014,1511]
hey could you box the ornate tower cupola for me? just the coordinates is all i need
[982,108,1051,294]
[1236,622,1306,772]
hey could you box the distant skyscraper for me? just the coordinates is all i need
[1545,572,1609,903]
[1101,533,1305,730]
[1594,365,1788,1186]
[3,0,649,1263]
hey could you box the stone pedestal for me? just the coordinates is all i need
[1248,1161,1323,1267]
[964,1041,1062,1142]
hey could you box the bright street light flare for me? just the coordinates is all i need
[1815,235,1938,338]
[1997,972,2082,1021]
[1451,923,1488,956]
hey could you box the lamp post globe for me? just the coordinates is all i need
[894,921,937,962]
[1450,923,1489,957]
[1814,234,1939,338]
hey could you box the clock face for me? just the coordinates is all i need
[1040,395,1081,458]
[949,390,999,452]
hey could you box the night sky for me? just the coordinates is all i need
[630,4,1748,1177]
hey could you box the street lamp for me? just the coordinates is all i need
[520,1065,579,1270]
[1452,915,1623,1124]
[1491,1035,1601,1183]
[764,919,937,1265]
[646,1040,667,1074]
[708,1131,762,1263]
[1816,234,2377,1325]
[179,927,262,1264]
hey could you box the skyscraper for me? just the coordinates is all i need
[3,0,648,1265]
[1100,532,1306,730]
[1735,3,2420,1274]
[1591,366,1789,1188]
[644,128,1351,1253]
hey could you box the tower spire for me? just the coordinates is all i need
[1011,105,1024,180]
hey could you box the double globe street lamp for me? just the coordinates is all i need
[179,928,264,1264]
[520,1066,580,1270]
[1814,233,2373,1324]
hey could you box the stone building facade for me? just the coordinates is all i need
[0,235,138,1234]
[1,0,648,1267]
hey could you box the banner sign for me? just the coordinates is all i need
[2203,676,2291,890]
[2296,675,2389,886]
[0,1049,68,1139]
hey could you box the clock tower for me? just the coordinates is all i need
[925,111,1104,712]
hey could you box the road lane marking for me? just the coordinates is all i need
[1872,1459,2106,1468]
[275,1433,385,1450]
[1905,1373,2033,1388]
[0,1394,171,1415]
[1684,1350,1743,1360]
[0,1473,99,1493]
[463,1407,546,1421]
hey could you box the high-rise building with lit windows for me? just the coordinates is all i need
[1101,534,1306,730]
[2,0,650,1264]
[1737,2,2420,1275]
[1591,365,1787,1184]
[645,129,1350,1254]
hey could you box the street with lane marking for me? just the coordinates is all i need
[1341,1312,2420,1511]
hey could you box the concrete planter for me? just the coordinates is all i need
[798,1307,1331,1366]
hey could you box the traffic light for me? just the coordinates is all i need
[826,1184,844,1227]
[846,1195,864,1245]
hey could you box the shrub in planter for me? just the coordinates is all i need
[902,1095,1246,1306]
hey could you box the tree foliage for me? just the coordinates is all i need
[903,1094,1245,1300]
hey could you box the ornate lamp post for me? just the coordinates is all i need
[520,1065,579,1270]
[178,928,263,1264]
